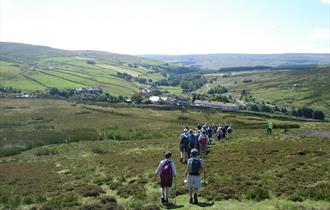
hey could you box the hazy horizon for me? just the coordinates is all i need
[0,0,329,55]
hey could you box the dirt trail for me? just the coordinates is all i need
[292,130,330,138]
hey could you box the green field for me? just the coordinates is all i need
[159,85,184,95]
[198,67,330,116]
[0,99,329,209]
[0,55,166,96]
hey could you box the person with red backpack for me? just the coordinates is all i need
[198,130,209,158]
[155,151,177,204]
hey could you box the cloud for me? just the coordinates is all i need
[309,28,330,40]
[320,0,330,4]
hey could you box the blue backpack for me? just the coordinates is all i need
[180,134,189,145]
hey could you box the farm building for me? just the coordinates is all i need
[74,87,102,94]
[193,100,239,111]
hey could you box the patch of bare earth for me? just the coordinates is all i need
[292,130,330,138]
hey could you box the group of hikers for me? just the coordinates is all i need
[154,123,233,205]
[154,121,273,205]
[179,124,233,163]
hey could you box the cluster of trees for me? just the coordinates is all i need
[153,72,206,93]
[219,66,271,72]
[45,87,129,103]
[141,63,199,74]
[243,79,252,83]
[247,103,276,113]
[192,93,231,103]
[292,107,325,120]
[49,87,75,98]
[128,64,138,68]
[218,64,318,73]
[245,101,325,120]
[116,72,133,81]
[240,90,326,120]
[210,95,230,103]
[116,72,152,85]
[240,90,256,103]
[0,87,21,93]
[86,60,96,65]
[157,63,197,74]
[136,77,148,84]
[207,86,228,95]
[180,80,205,93]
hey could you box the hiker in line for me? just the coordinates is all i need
[184,149,204,204]
[216,125,223,141]
[179,129,189,163]
[267,121,273,135]
[227,125,233,137]
[198,130,209,158]
[187,129,196,157]
[155,151,177,204]
[206,125,213,144]
[194,129,201,154]
[221,125,227,139]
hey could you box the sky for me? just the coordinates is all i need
[0,0,329,55]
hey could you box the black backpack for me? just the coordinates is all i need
[189,158,202,175]
[180,134,189,145]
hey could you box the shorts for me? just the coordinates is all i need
[161,178,173,187]
[179,144,189,153]
[199,144,207,153]
[187,175,201,190]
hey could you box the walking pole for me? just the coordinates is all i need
[174,176,177,205]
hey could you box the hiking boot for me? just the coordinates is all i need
[194,193,198,204]
[189,197,193,204]
[165,198,168,204]
[180,157,183,163]
[161,197,165,204]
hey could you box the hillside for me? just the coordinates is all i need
[0,42,165,96]
[0,42,158,64]
[1,42,329,118]
[196,66,330,116]
[0,99,329,209]
[142,54,330,70]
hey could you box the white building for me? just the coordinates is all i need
[149,96,168,103]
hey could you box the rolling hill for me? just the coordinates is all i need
[142,53,330,70]
[196,66,330,116]
[0,42,158,64]
[1,42,329,117]
[0,42,165,96]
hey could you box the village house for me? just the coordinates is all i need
[140,87,151,94]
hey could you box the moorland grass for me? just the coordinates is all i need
[0,99,329,209]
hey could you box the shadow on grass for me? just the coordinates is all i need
[164,201,214,209]
[164,203,185,209]
[194,201,215,208]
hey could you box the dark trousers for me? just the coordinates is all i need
[267,128,272,135]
